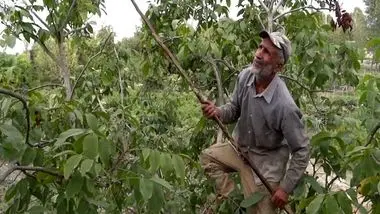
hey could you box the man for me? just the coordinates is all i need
[200,30,310,214]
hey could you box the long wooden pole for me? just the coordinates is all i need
[129,1,293,213]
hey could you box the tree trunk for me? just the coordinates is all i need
[57,41,72,100]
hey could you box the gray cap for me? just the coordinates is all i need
[259,30,292,63]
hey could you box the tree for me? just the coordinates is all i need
[0,0,105,100]
[364,0,380,36]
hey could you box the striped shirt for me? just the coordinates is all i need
[218,66,310,193]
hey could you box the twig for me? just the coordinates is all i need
[365,122,380,147]
[0,88,31,147]
[272,0,285,14]
[130,1,293,214]
[114,47,124,107]
[210,59,224,145]
[0,165,62,184]
[273,6,332,21]
[279,75,321,113]
[326,175,339,189]
[15,84,63,93]
[69,32,113,99]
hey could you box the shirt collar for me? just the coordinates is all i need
[246,73,279,104]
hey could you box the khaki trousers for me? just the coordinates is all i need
[200,142,280,214]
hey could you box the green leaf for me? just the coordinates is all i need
[149,150,160,172]
[21,147,37,165]
[98,139,111,167]
[160,152,172,173]
[172,154,185,181]
[336,191,352,214]
[64,154,82,179]
[80,159,94,176]
[4,184,17,201]
[304,176,324,194]
[55,129,87,148]
[240,192,265,208]
[66,172,84,198]
[148,184,164,213]
[139,178,154,201]
[306,194,325,214]
[142,148,150,162]
[82,134,98,159]
[85,113,98,131]
[28,206,45,214]
[377,181,380,194]
[150,175,172,190]
[0,124,23,142]
[324,194,340,213]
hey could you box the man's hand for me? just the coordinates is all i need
[201,100,221,119]
[271,187,288,209]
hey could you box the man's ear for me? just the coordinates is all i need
[276,63,284,72]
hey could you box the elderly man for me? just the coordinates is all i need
[200,30,310,213]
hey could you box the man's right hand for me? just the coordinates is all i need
[201,100,221,119]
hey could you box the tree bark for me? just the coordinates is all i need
[57,40,72,100]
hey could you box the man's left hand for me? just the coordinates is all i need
[271,187,288,209]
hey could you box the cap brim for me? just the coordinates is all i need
[259,30,281,50]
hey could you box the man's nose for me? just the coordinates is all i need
[254,49,263,60]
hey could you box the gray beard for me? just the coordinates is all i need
[251,64,275,81]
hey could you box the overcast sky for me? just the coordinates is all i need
[2,0,367,54]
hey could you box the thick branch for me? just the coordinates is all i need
[0,88,31,147]
[59,0,77,32]
[274,6,332,21]
[114,47,124,107]
[365,122,380,147]
[0,165,62,184]
[69,32,113,99]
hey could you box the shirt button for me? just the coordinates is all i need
[250,114,252,117]
[248,131,251,134]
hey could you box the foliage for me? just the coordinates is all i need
[0,0,379,213]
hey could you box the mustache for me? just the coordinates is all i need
[253,58,264,65]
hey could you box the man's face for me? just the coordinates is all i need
[252,38,282,80]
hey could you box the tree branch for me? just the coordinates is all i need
[326,175,339,189]
[0,165,62,184]
[59,0,77,32]
[274,6,332,21]
[14,5,50,30]
[279,75,321,113]
[69,32,113,99]
[257,0,270,13]
[0,88,31,147]
[365,122,380,147]
[16,84,63,93]
[273,0,285,14]
[210,59,224,145]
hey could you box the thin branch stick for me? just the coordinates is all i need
[210,59,224,145]
[15,84,63,93]
[59,0,77,32]
[130,1,293,214]
[69,32,113,99]
[365,122,380,147]
[326,175,339,189]
[274,6,332,21]
[0,88,31,147]
[0,165,62,184]
[279,75,321,113]
[114,47,124,107]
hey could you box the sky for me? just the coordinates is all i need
[2,0,367,54]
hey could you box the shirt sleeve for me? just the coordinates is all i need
[280,106,310,193]
[217,73,241,124]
